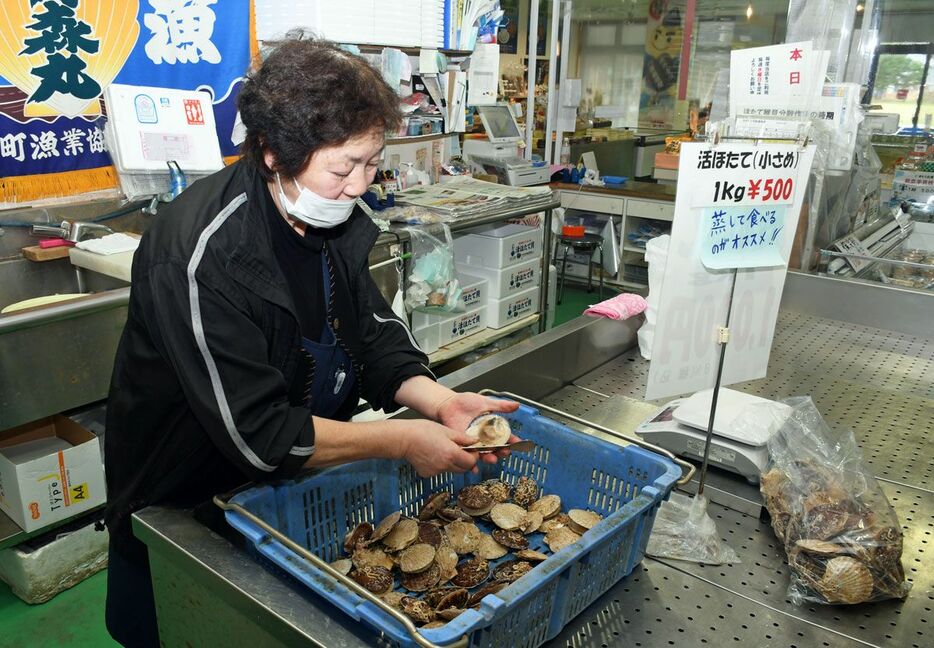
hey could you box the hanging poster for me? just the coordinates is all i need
[638,0,683,127]
[0,0,252,205]
[645,141,816,402]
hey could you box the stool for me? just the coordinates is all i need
[554,233,605,304]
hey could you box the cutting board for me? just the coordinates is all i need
[69,246,135,282]
[22,245,71,262]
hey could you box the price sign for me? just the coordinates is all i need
[832,234,873,273]
[646,142,816,401]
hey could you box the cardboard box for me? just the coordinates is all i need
[454,224,543,269]
[487,286,540,329]
[456,258,540,299]
[0,416,106,533]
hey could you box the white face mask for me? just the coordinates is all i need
[275,173,356,229]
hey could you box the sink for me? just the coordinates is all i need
[0,257,130,430]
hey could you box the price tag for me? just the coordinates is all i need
[832,234,873,273]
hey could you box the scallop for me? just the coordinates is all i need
[382,518,420,552]
[515,549,548,563]
[545,526,581,553]
[435,545,459,583]
[330,558,353,576]
[491,503,528,531]
[491,529,528,550]
[422,620,447,629]
[466,580,508,607]
[400,562,441,592]
[380,591,406,609]
[492,560,533,583]
[401,596,436,625]
[399,543,436,574]
[458,485,494,516]
[474,533,509,560]
[794,538,847,556]
[343,522,373,553]
[445,520,483,554]
[513,476,539,508]
[418,522,444,548]
[436,587,469,611]
[451,557,490,588]
[437,608,465,621]
[418,491,451,521]
[539,513,571,534]
[520,511,544,534]
[352,547,395,571]
[351,565,394,594]
[817,556,874,604]
[529,494,561,520]
[369,511,402,544]
[483,479,512,503]
[465,414,511,447]
[567,509,602,534]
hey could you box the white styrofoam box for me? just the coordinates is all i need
[411,274,487,330]
[456,258,540,299]
[454,223,543,269]
[439,306,487,347]
[487,286,540,329]
[413,323,440,355]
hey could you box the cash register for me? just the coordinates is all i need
[463,104,552,186]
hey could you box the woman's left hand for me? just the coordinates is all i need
[436,393,520,465]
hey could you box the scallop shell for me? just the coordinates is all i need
[515,549,548,563]
[343,522,373,553]
[418,522,444,548]
[380,591,406,609]
[383,518,420,552]
[539,513,571,534]
[352,547,395,571]
[438,507,473,522]
[435,545,459,583]
[474,533,509,560]
[422,620,447,629]
[451,557,490,588]
[493,560,533,583]
[483,479,512,503]
[446,520,483,554]
[794,538,847,556]
[330,558,353,575]
[437,608,465,621]
[545,526,581,553]
[424,586,461,607]
[419,491,451,521]
[436,587,469,611]
[817,556,874,604]
[520,511,544,534]
[513,476,539,508]
[491,503,528,530]
[466,580,508,607]
[567,509,602,534]
[400,543,437,574]
[351,566,394,594]
[529,494,562,519]
[400,562,441,592]
[491,529,529,550]
[458,485,494,516]
[465,414,512,447]
[401,596,436,625]
[370,511,402,544]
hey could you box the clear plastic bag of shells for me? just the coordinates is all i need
[746,397,911,605]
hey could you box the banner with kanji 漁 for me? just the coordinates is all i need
[0,0,253,205]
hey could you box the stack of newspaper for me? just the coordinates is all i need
[394,178,554,218]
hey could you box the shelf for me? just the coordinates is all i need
[356,44,473,58]
[428,313,540,365]
[385,132,455,145]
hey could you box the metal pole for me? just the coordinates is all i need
[697,269,739,495]
[544,0,562,163]
[525,0,540,160]
[554,0,573,164]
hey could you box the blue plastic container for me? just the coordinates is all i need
[224,404,680,648]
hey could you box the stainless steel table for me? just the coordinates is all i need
[135,298,933,648]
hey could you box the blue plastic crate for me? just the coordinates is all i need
[224,403,680,648]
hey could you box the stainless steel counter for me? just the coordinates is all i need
[133,278,933,648]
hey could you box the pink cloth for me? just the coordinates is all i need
[584,293,647,320]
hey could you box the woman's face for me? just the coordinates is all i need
[271,128,384,202]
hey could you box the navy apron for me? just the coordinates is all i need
[300,253,355,418]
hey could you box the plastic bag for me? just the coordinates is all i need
[756,397,910,605]
[402,224,461,313]
[646,492,740,565]
[637,234,669,359]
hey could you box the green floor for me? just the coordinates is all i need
[0,287,611,647]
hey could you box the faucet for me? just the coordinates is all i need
[32,220,114,243]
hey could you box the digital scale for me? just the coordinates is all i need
[636,388,790,484]
[463,104,552,187]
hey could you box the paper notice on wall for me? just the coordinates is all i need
[467,43,500,105]
[645,141,817,401]
[729,41,827,119]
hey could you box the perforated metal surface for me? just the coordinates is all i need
[541,310,933,647]
[574,311,934,491]
[549,560,865,648]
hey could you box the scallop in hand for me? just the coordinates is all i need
[465,414,512,447]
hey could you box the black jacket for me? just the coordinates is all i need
[104,161,432,554]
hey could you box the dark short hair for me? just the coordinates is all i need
[238,37,402,180]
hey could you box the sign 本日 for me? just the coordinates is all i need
[645,141,816,401]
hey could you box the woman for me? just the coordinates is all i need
[104,38,517,647]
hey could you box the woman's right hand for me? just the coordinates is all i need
[401,420,478,477]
